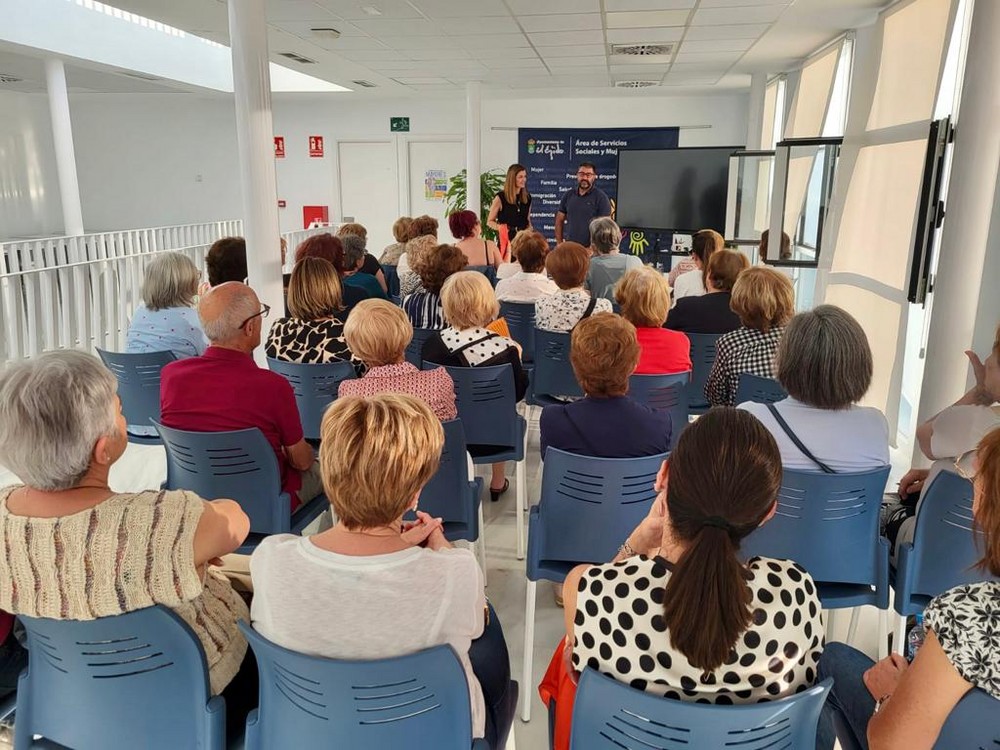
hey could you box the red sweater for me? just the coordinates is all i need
[634,327,692,375]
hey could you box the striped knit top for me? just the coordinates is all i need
[0,486,248,694]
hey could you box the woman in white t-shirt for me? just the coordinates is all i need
[670,229,724,302]
[250,393,514,749]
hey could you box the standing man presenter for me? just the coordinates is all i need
[554,162,613,246]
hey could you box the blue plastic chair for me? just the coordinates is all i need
[154,422,327,551]
[569,668,832,750]
[735,374,787,405]
[685,333,721,415]
[15,605,225,750]
[521,448,668,721]
[528,329,583,406]
[238,623,490,750]
[406,327,437,368]
[499,301,536,364]
[383,264,401,298]
[266,358,356,441]
[96,348,176,445]
[628,372,690,450]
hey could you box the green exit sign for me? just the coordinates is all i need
[390,116,410,132]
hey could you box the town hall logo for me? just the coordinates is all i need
[526,138,565,160]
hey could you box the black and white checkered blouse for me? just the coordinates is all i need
[704,325,785,406]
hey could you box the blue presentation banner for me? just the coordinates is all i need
[517,127,678,259]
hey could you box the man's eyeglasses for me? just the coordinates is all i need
[239,303,270,329]
[577,171,596,178]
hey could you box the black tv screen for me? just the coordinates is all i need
[616,147,737,234]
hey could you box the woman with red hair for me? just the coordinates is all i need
[450,210,503,271]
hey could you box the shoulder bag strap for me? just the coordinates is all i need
[765,403,837,474]
[580,296,598,320]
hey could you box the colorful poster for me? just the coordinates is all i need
[424,169,448,200]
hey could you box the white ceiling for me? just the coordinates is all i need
[2,0,891,96]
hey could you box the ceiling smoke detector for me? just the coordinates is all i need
[0,73,23,84]
[615,80,660,88]
[277,51,317,64]
[610,43,673,57]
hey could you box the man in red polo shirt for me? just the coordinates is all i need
[160,282,321,508]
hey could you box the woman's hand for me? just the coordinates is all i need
[629,490,667,556]
[400,511,444,547]
[864,653,909,700]
[965,350,992,405]
[898,468,929,499]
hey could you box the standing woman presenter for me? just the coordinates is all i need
[487,164,532,260]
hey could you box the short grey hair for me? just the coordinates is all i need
[0,351,118,490]
[590,217,623,255]
[198,284,260,343]
[341,233,366,269]
[776,305,873,410]
[142,251,200,311]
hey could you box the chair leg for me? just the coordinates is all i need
[521,579,537,723]
[477,503,488,588]
[516,458,526,560]
[876,608,888,660]
[893,614,907,656]
[846,607,860,645]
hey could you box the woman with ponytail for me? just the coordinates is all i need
[541,408,824,749]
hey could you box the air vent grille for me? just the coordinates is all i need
[0,73,23,84]
[351,80,377,88]
[610,43,673,57]
[615,80,660,88]
[277,51,317,64]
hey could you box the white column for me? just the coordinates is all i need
[915,0,1000,426]
[465,81,482,218]
[745,72,767,150]
[228,0,283,331]
[44,58,84,236]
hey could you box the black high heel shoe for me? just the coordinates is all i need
[489,478,510,503]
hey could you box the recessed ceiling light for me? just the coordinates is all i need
[361,5,383,16]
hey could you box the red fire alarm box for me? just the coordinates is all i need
[274,136,285,158]
[308,136,324,158]
[303,205,329,229]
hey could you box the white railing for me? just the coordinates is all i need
[0,221,330,361]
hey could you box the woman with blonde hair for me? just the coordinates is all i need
[398,234,439,297]
[379,216,413,266]
[705,266,795,406]
[126,251,208,358]
[265,257,363,371]
[487,163,532,254]
[615,267,691,374]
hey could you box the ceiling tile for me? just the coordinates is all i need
[436,17,521,34]
[662,72,723,85]
[406,48,475,60]
[478,58,546,69]
[606,53,673,65]
[349,18,441,35]
[313,0,425,20]
[544,55,608,68]
[610,64,668,75]
[684,24,769,40]
[269,20,368,37]
[606,27,684,44]
[309,36,389,50]
[534,44,607,58]
[698,0,790,6]
[521,13,603,32]
[672,49,742,63]
[337,49,411,61]
[678,38,754,53]
[266,1,337,23]
[406,84,460,91]
[393,76,451,84]
[409,0,501,17]
[606,10,690,28]
[669,61,728,73]
[605,0,695,9]
[377,35,456,50]
[460,34,531,51]
[365,62,424,72]
[691,5,785,25]
[527,30,605,46]
[505,0,600,14]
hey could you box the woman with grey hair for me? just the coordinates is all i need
[126,251,208,358]
[586,217,641,301]
[0,350,257,734]
[340,233,389,301]
[738,304,890,472]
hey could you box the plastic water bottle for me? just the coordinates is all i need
[906,613,926,662]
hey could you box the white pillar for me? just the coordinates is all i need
[44,58,84,236]
[915,0,1000,425]
[228,0,283,335]
[465,81,482,218]
[745,72,767,151]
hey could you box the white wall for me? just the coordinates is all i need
[0,91,63,239]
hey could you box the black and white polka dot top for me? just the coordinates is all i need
[572,555,824,704]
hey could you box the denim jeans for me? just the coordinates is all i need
[816,642,877,750]
[469,602,516,750]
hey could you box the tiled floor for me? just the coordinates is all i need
[0,410,907,750]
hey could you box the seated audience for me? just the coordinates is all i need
[339,299,456,420]
[337,222,388,293]
[586,217,641,300]
[494,231,557,302]
[817,425,1000,750]
[535,242,613,332]
[705,267,795,407]
[264,257,362,372]
[740,305,889,472]
[127,251,208,358]
[615,267,691,375]
[341,233,388,301]
[540,313,671,459]
[402,243,468,330]
[450,210,502,271]
[541,408,823,749]
[160,282,322,508]
[250,394,515,748]
[206,236,247,287]
[667,251,697,288]
[397,214,439,277]
[666,248,749,335]
[399,235,438,297]
[759,229,792,261]
[423,271,529,500]
[671,229,724,301]
[295,233,367,315]
[0,350,254,734]
[379,216,413,266]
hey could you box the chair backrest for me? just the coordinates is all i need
[685,333,721,411]
[17,606,222,750]
[569,668,831,750]
[528,448,668,580]
[467,264,498,287]
[735,374,787,405]
[96,348,176,428]
[934,687,1000,749]
[239,624,474,750]
[431,364,521,449]
[533,329,584,400]
[418,419,479,542]
[500,301,536,363]
[406,327,437,368]
[266,358,356,441]
[628,372,690,450]
[383,264,401,297]
[742,466,891,586]
[154,422,291,534]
